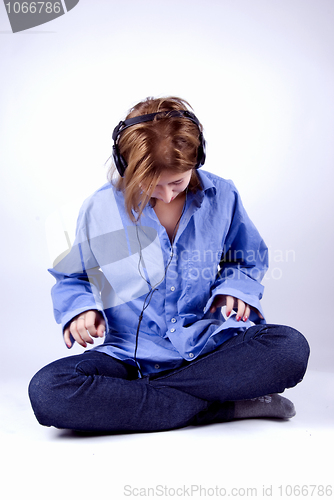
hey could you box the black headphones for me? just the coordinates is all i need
[112,110,206,177]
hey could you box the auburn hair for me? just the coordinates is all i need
[109,96,203,221]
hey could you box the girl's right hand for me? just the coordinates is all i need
[64,310,106,348]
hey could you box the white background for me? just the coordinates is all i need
[0,0,333,376]
[1,3,334,500]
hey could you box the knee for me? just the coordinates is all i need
[289,327,310,380]
[28,365,57,427]
[268,324,310,383]
[280,325,309,364]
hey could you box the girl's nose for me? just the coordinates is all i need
[159,186,174,203]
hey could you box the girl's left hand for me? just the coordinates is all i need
[209,295,263,322]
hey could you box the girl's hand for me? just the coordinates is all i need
[209,295,263,322]
[64,310,106,348]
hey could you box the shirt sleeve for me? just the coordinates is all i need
[48,203,109,332]
[206,182,268,323]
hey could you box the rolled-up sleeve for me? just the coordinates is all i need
[48,206,108,332]
[206,183,268,323]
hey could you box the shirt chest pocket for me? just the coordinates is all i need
[183,249,221,310]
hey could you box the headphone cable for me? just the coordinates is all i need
[134,191,187,377]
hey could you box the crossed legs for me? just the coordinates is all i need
[28,324,310,433]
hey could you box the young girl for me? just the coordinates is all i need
[29,96,309,433]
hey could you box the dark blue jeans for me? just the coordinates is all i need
[28,324,310,433]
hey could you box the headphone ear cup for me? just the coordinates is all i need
[195,133,206,169]
[112,144,127,177]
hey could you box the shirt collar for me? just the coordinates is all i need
[196,169,217,196]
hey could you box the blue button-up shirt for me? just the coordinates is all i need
[49,170,268,375]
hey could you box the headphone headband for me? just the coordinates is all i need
[112,110,206,177]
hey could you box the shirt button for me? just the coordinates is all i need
[154,364,160,369]
[170,328,176,333]
[189,353,194,359]
[170,286,175,291]
[171,318,176,323]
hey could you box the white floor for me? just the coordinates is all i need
[1,369,333,500]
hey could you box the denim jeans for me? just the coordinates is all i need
[28,324,310,433]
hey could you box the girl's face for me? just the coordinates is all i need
[150,170,193,204]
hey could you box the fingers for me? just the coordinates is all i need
[238,302,250,322]
[209,295,227,313]
[227,297,251,322]
[63,327,73,349]
[225,295,234,317]
[209,294,264,322]
[63,310,106,349]
[84,310,106,339]
[216,295,252,322]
